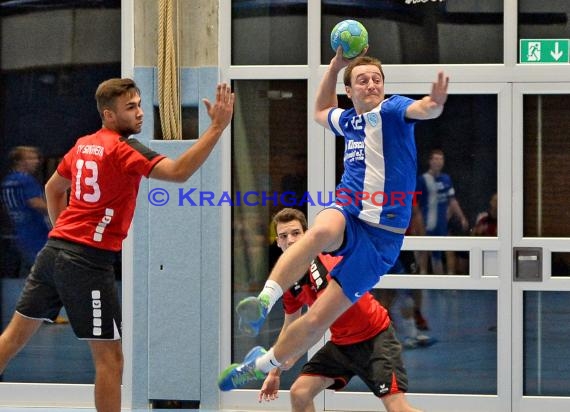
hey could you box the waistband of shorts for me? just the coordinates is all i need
[47,238,119,262]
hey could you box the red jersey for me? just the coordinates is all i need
[50,128,165,251]
[282,254,390,346]
[473,213,497,236]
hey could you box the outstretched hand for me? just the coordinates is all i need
[430,71,449,106]
[202,82,235,130]
[405,71,450,120]
[258,373,280,403]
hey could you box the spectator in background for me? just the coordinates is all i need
[415,149,469,275]
[472,193,497,237]
[0,146,51,276]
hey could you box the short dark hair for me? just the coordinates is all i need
[95,78,141,120]
[343,56,385,87]
[8,146,40,167]
[429,149,444,159]
[272,208,308,232]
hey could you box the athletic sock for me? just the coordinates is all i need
[255,347,281,373]
[258,279,283,312]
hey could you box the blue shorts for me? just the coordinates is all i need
[325,207,404,303]
[426,228,445,262]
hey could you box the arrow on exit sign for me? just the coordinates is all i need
[520,39,569,64]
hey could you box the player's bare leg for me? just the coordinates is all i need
[219,282,352,391]
[89,340,123,412]
[273,281,351,364]
[0,313,43,373]
[290,375,333,412]
[382,392,423,412]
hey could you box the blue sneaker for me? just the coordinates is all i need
[217,346,268,391]
[236,296,269,337]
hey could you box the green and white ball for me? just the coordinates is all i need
[330,19,368,59]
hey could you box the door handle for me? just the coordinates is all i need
[513,247,542,281]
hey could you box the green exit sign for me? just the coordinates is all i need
[520,39,569,63]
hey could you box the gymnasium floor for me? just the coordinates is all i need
[0,409,206,412]
[2,277,570,409]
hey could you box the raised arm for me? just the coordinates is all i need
[314,47,350,129]
[406,71,449,120]
[150,83,235,182]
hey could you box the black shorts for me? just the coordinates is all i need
[300,324,408,397]
[16,238,121,340]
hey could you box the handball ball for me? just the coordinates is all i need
[330,19,368,59]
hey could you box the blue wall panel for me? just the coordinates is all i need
[147,140,202,400]
[131,67,222,407]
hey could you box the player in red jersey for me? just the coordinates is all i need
[256,209,421,412]
[0,78,234,412]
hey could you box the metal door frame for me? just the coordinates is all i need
[511,82,570,412]
[323,81,513,412]
[0,1,135,408]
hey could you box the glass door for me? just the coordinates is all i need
[324,81,512,412]
[512,84,570,412]
[0,0,127,407]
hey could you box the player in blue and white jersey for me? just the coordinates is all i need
[219,47,448,391]
[415,149,468,274]
[0,146,51,275]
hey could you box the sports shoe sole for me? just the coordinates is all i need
[217,346,268,391]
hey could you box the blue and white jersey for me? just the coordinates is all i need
[328,94,417,230]
[416,172,455,235]
[0,171,50,260]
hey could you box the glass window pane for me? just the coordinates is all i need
[552,252,570,277]
[415,94,498,239]
[518,2,570,60]
[322,0,503,65]
[232,1,308,65]
[392,250,470,276]
[524,291,570,396]
[1,2,120,385]
[231,80,307,389]
[343,289,497,395]
[523,95,570,237]
[388,249,472,276]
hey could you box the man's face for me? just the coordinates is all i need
[106,92,144,136]
[346,64,384,113]
[429,153,445,173]
[20,151,41,174]
[275,219,305,252]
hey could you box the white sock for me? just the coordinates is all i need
[259,279,283,312]
[255,348,281,373]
